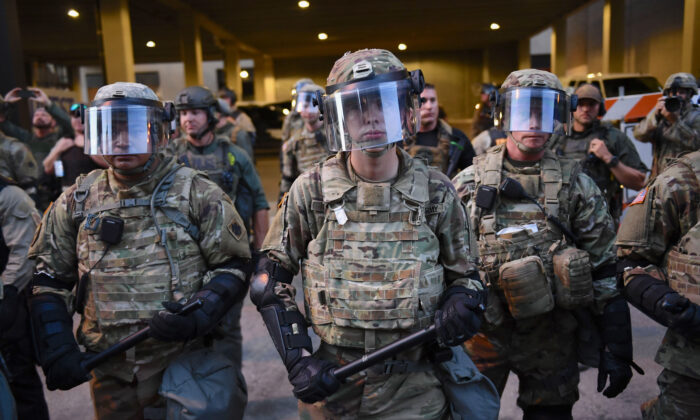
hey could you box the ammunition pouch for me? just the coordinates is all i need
[552,247,594,309]
[498,256,554,319]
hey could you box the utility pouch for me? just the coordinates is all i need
[482,288,505,327]
[552,247,594,309]
[499,256,554,319]
[475,185,497,210]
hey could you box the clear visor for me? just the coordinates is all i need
[502,87,570,134]
[323,79,418,151]
[295,91,319,113]
[84,105,165,155]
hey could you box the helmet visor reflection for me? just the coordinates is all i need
[84,105,164,155]
[294,92,319,113]
[502,87,570,134]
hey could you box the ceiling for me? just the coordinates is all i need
[15,0,588,64]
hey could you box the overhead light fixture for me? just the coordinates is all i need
[398,43,407,51]
[317,32,328,40]
[586,73,595,79]
[490,23,500,30]
[67,9,80,18]
[146,41,156,48]
[240,70,250,79]
[282,108,290,115]
[298,0,310,8]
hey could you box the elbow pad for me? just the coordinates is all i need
[28,293,79,368]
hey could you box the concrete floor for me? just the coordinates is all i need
[41,156,664,420]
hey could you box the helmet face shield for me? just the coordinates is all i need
[502,87,570,134]
[323,79,418,151]
[295,91,319,114]
[84,104,165,155]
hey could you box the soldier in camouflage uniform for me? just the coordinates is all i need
[251,49,484,419]
[634,72,700,179]
[0,175,49,420]
[215,98,255,159]
[281,78,315,143]
[549,83,647,227]
[0,125,39,199]
[278,83,332,201]
[453,69,637,419]
[403,82,475,178]
[616,149,700,419]
[27,83,251,419]
[218,87,257,140]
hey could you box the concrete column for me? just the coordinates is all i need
[223,44,243,94]
[602,0,625,74]
[518,37,530,69]
[179,14,203,87]
[98,0,135,83]
[551,18,567,76]
[254,54,275,103]
[682,0,700,74]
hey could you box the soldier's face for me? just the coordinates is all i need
[102,127,152,169]
[508,130,549,151]
[345,95,387,146]
[419,88,439,129]
[574,98,599,126]
[298,100,320,125]
[180,109,208,138]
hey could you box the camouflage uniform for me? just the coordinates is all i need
[215,121,255,160]
[0,179,49,419]
[28,155,251,418]
[279,125,331,200]
[634,73,700,180]
[263,147,482,418]
[231,110,256,137]
[403,119,471,174]
[616,150,700,419]
[453,69,620,412]
[282,111,304,144]
[0,130,39,196]
[550,121,647,227]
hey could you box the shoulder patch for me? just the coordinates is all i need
[228,219,243,240]
[629,188,647,206]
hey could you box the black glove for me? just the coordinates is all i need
[597,351,632,398]
[434,287,484,347]
[44,349,91,391]
[0,285,19,332]
[662,294,700,339]
[149,272,245,342]
[595,296,637,398]
[288,356,340,404]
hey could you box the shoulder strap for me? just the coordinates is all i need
[72,170,105,223]
[540,150,563,218]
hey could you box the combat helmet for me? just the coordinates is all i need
[294,83,324,115]
[664,72,698,95]
[175,86,220,139]
[84,82,175,174]
[318,49,425,152]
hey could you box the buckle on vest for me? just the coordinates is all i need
[120,198,138,208]
[403,199,423,226]
[84,214,101,231]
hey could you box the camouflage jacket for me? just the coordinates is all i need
[617,150,700,379]
[231,110,256,135]
[633,103,700,179]
[263,148,482,351]
[279,124,331,200]
[0,183,40,294]
[28,156,250,381]
[281,111,304,143]
[452,145,619,313]
[0,130,39,191]
[549,121,647,226]
[215,121,254,160]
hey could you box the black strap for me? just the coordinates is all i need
[31,273,73,291]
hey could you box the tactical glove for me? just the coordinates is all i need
[661,294,700,339]
[595,296,637,398]
[149,273,246,342]
[597,351,632,398]
[44,349,92,391]
[288,356,340,404]
[434,287,484,347]
[0,285,19,332]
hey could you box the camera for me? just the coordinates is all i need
[664,96,681,113]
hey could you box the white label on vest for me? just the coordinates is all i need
[332,204,348,226]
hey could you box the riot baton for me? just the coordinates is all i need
[331,325,437,382]
[81,299,204,371]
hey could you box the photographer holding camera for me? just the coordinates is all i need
[634,72,700,179]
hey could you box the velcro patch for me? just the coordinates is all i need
[629,188,647,206]
[228,220,243,240]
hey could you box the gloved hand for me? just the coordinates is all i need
[663,295,700,338]
[0,285,19,332]
[148,301,199,342]
[434,287,484,346]
[288,356,340,404]
[44,349,91,391]
[597,351,632,398]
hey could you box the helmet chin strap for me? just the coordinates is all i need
[508,132,547,153]
[360,144,392,158]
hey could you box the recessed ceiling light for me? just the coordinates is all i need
[298,1,310,8]
[398,43,407,51]
[282,108,290,115]
[490,23,500,30]
[318,32,328,40]
[67,9,79,18]
[240,70,250,79]
[146,41,156,48]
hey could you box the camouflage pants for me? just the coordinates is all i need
[641,369,700,420]
[464,307,580,409]
[298,342,449,420]
[90,369,166,420]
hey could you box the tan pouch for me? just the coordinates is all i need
[498,255,554,319]
[552,247,594,309]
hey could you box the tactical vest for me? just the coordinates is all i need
[405,120,452,172]
[72,165,207,333]
[471,146,581,313]
[177,138,239,199]
[293,129,330,175]
[665,154,700,306]
[301,156,446,351]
